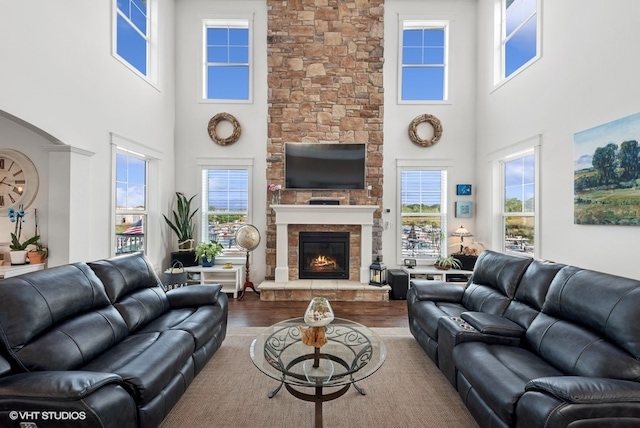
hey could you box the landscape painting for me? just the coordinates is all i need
[574,112,640,225]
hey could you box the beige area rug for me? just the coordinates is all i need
[160,327,478,428]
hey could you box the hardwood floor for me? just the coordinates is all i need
[227,290,409,328]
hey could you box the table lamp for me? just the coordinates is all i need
[452,226,473,254]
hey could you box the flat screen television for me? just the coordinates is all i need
[285,143,366,189]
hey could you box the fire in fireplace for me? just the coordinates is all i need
[299,232,349,279]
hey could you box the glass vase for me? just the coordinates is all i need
[304,297,335,327]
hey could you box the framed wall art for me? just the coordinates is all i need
[456,184,472,196]
[455,201,473,218]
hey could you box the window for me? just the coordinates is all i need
[114,0,150,76]
[115,150,147,255]
[501,151,536,257]
[201,168,249,250]
[400,21,449,102]
[204,19,251,101]
[499,0,540,80]
[400,169,448,263]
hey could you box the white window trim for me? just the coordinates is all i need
[492,0,543,90]
[398,17,451,105]
[197,157,254,243]
[200,14,254,104]
[489,135,541,258]
[396,159,452,266]
[110,133,161,257]
[111,0,159,88]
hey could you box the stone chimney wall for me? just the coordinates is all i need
[266,0,384,279]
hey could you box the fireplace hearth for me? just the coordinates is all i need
[299,232,349,279]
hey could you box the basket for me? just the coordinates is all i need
[163,260,188,291]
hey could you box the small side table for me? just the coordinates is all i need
[402,266,473,284]
[183,265,243,298]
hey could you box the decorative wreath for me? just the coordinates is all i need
[207,113,241,146]
[408,114,443,147]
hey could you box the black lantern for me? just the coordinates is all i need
[369,256,387,286]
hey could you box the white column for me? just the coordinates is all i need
[274,222,289,282]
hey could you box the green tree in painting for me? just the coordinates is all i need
[619,139,639,181]
[592,143,618,184]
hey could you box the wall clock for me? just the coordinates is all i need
[0,149,39,212]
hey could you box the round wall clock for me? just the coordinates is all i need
[0,149,39,212]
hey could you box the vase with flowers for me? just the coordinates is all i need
[268,183,281,205]
[8,205,39,265]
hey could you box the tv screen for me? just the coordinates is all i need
[285,143,366,190]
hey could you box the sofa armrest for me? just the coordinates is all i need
[0,371,122,400]
[166,284,222,308]
[411,280,464,302]
[526,376,640,403]
[461,312,525,338]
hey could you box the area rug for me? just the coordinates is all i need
[160,327,478,428]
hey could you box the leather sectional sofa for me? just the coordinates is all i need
[407,250,640,428]
[0,252,228,428]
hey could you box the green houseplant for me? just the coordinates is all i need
[434,255,462,270]
[163,192,199,251]
[194,241,224,267]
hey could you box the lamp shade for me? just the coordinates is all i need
[452,226,473,237]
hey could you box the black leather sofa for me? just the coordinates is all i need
[0,252,228,428]
[407,250,640,427]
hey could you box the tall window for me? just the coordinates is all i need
[500,0,539,80]
[115,150,147,255]
[400,21,449,102]
[201,168,249,250]
[400,169,447,262]
[114,0,149,76]
[204,19,251,101]
[502,152,536,257]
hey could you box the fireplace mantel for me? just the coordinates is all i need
[272,204,378,283]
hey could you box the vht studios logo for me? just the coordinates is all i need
[9,410,86,424]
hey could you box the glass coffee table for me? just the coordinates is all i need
[250,317,386,428]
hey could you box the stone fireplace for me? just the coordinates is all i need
[272,204,378,283]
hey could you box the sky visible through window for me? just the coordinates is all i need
[505,154,534,212]
[116,153,146,210]
[206,25,249,100]
[504,0,537,77]
[402,26,445,101]
[116,0,148,75]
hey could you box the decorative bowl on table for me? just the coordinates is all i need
[303,297,335,327]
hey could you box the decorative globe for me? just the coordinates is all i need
[235,224,261,251]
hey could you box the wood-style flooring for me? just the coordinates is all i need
[227,290,409,328]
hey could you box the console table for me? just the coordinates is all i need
[0,263,45,279]
[402,266,473,283]
[184,265,243,299]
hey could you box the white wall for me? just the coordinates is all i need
[475,0,640,279]
[0,0,177,268]
[383,0,478,267]
[174,0,269,280]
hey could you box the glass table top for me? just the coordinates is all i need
[250,317,387,388]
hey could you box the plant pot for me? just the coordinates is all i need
[434,263,450,271]
[26,251,45,265]
[201,257,215,267]
[178,239,195,251]
[9,250,27,265]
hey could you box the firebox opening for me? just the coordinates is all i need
[299,232,349,279]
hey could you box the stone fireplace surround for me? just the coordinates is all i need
[272,204,378,283]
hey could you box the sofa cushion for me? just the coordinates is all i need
[82,329,194,406]
[0,263,128,371]
[543,266,640,359]
[461,250,533,315]
[89,253,171,332]
[453,341,563,426]
[136,306,226,349]
[526,312,640,380]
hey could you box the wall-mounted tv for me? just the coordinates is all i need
[285,143,366,190]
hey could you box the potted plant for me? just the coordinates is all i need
[27,242,48,265]
[194,240,224,267]
[8,206,39,265]
[434,255,462,271]
[163,192,198,251]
